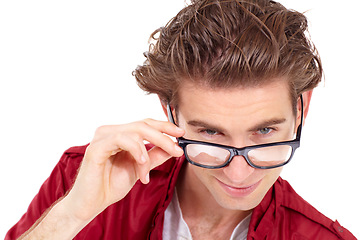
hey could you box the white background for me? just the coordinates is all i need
[0,0,359,238]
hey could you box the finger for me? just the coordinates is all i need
[101,121,183,161]
[131,122,183,158]
[147,145,183,170]
[92,120,184,160]
[135,146,176,185]
[142,118,185,137]
[106,139,150,185]
[136,165,150,185]
[112,134,150,165]
[137,142,152,184]
[135,144,183,184]
[114,136,153,184]
[142,129,183,158]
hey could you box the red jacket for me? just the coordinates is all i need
[6,145,356,240]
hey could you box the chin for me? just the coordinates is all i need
[212,188,266,211]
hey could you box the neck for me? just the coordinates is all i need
[176,163,251,229]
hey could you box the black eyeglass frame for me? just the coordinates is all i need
[167,95,304,170]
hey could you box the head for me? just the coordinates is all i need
[134,0,322,210]
[134,0,322,112]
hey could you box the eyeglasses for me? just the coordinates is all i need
[167,95,303,169]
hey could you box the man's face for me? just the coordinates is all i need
[175,79,299,211]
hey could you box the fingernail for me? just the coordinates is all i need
[175,145,183,154]
[140,155,147,164]
[145,173,150,183]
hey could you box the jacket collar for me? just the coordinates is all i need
[247,178,283,239]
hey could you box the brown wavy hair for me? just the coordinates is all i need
[133,0,322,109]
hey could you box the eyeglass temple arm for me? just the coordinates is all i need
[296,95,304,140]
[167,103,177,126]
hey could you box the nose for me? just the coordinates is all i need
[222,155,255,183]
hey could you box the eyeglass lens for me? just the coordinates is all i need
[185,144,293,167]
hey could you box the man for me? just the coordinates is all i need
[6,0,356,239]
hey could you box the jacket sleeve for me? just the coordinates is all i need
[5,145,87,240]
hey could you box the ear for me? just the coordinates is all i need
[297,90,313,126]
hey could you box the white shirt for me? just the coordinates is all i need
[163,189,251,240]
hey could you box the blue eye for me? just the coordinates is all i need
[201,129,218,136]
[205,129,218,135]
[258,128,272,135]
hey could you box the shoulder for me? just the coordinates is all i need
[276,178,355,240]
[62,144,89,161]
[63,144,89,155]
[58,144,89,167]
[54,144,89,179]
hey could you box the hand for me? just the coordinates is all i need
[63,118,185,223]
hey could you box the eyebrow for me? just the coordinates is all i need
[247,118,287,132]
[187,120,227,133]
[187,118,287,133]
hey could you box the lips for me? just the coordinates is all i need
[217,179,262,198]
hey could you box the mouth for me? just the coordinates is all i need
[216,179,262,198]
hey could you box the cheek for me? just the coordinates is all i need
[190,165,213,181]
[188,165,220,191]
[258,168,283,192]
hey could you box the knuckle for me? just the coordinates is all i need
[133,120,149,130]
[114,132,142,151]
[143,118,154,123]
[127,142,141,155]
[143,118,168,128]
[131,132,143,143]
[94,125,110,135]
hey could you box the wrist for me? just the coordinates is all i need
[41,198,90,239]
[59,195,97,227]
[19,197,92,240]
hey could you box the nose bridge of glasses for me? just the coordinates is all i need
[229,147,252,166]
[232,147,247,158]
[225,148,254,175]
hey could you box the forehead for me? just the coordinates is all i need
[176,78,293,121]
